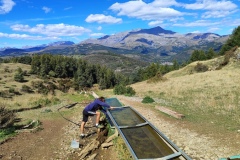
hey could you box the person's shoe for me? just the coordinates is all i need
[95,124,104,129]
[80,134,86,139]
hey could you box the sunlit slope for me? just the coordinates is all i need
[130,47,240,130]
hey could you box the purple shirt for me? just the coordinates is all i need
[84,99,110,112]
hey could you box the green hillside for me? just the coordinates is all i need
[130,47,240,133]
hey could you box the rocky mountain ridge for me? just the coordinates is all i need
[81,26,228,49]
[0,26,229,63]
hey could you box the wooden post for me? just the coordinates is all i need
[155,106,185,119]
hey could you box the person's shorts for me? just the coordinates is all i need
[82,110,96,122]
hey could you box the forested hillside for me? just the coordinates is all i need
[2,54,128,91]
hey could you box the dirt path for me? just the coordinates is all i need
[0,103,119,160]
[1,96,239,160]
[0,118,67,160]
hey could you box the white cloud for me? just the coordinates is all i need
[109,0,182,21]
[10,23,91,36]
[90,33,105,37]
[184,0,237,11]
[64,7,72,11]
[174,20,220,27]
[0,0,15,14]
[148,20,163,27]
[85,14,122,24]
[202,10,237,18]
[207,27,220,33]
[97,26,102,31]
[0,32,60,40]
[42,6,51,13]
[191,30,201,33]
[229,19,240,26]
[151,0,180,7]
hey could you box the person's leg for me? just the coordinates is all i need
[95,111,100,125]
[95,111,104,128]
[80,110,89,136]
[80,121,86,135]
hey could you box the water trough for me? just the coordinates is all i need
[105,98,192,160]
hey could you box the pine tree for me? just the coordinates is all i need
[219,26,240,55]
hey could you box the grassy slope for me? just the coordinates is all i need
[0,63,93,126]
[130,50,240,133]
[1,49,240,135]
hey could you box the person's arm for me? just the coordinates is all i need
[108,106,115,110]
[96,99,111,110]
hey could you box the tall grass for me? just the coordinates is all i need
[131,58,240,132]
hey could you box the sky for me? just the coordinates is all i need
[0,0,240,49]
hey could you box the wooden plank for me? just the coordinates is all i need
[155,106,185,119]
[92,91,99,98]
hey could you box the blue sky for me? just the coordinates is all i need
[0,0,240,48]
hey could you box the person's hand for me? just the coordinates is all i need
[109,106,115,110]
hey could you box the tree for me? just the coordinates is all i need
[172,59,180,70]
[31,55,41,74]
[189,50,206,62]
[206,48,216,59]
[14,67,24,82]
[219,26,240,55]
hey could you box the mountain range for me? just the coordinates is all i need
[0,26,229,63]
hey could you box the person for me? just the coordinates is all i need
[80,96,114,138]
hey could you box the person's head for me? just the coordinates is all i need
[99,96,105,102]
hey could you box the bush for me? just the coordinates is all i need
[14,67,25,82]
[21,85,33,93]
[8,87,15,93]
[14,72,24,82]
[31,98,52,107]
[142,96,155,103]
[125,86,136,96]
[0,104,16,129]
[194,63,208,72]
[113,84,126,95]
[113,84,136,96]
[0,127,16,140]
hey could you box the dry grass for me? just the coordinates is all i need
[1,53,240,135]
[129,53,240,132]
[0,63,42,92]
[0,63,90,124]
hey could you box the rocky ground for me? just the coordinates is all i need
[0,95,239,160]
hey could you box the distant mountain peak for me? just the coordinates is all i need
[48,41,75,46]
[130,26,176,35]
[98,35,110,40]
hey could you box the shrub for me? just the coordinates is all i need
[14,72,24,82]
[147,72,167,83]
[14,67,25,82]
[0,127,16,140]
[194,63,208,72]
[113,84,126,95]
[8,87,15,93]
[4,67,10,73]
[31,98,51,107]
[21,85,33,93]
[218,46,238,68]
[142,96,155,103]
[0,103,16,129]
[48,70,56,77]
[113,84,136,96]
[125,86,136,96]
